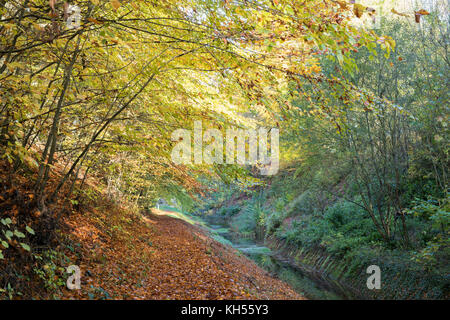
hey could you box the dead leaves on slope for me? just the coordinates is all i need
[62,206,303,300]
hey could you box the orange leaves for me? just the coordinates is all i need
[1,148,301,299]
[336,1,348,10]
[32,208,42,218]
[415,9,430,23]
[416,9,430,15]
[110,0,121,11]
[48,0,59,18]
[87,18,103,25]
[60,204,302,299]
[391,8,409,18]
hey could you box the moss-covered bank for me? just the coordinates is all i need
[266,236,448,300]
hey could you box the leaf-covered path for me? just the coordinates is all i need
[63,206,303,300]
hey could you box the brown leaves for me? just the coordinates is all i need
[414,13,421,23]
[391,8,430,23]
[416,9,430,15]
[353,4,365,18]
[61,204,302,300]
[391,8,409,18]
[351,3,376,19]
[48,0,58,18]
[31,208,42,218]
[336,1,348,10]
[87,17,103,25]
[110,0,121,10]
[415,9,430,23]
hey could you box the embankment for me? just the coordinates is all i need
[266,236,448,300]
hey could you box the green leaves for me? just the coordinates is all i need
[4,230,13,241]
[14,230,25,238]
[1,219,33,257]
[26,226,35,235]
[20,243,31,252]
[0,0,393,228]
[1,218,12,226]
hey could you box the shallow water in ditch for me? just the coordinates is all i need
[207,223,354,300]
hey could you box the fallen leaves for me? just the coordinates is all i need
[62,206,303,300]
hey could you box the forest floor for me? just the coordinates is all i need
[2,157,447,300]
[61,205,303,299]
[1,159,302,300]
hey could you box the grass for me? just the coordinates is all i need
[153,205,206,226]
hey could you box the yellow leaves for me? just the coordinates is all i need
[110,0,121,10]
[377,36,395,48]
[32,23,44,32]
[336,1,348,10]
[299,58,322,76]
[351,3,375,19]
[130,2,140,10]
[2,23,15,30]
[353,4,365,18]
[24,155,39,169]
[90,0,99,5]
[87,17,103,25]
[5,62,22,72]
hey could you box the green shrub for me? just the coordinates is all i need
[231,202,257,233]
[286,191,318,217]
